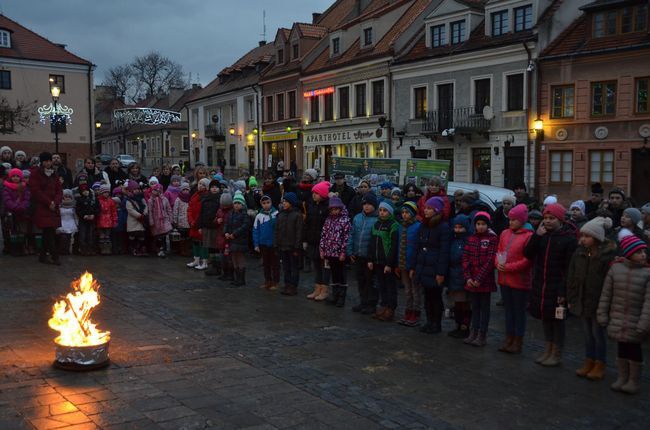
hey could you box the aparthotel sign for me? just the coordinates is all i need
[304,127,385,146]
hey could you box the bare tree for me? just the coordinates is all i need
[102,64,134,102]
[0,97,37,134]
[131,51,186,99]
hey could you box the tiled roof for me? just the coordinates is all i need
[281,28,291,40]
[315,0,359,29]
[540,13,650,58]
[0,14,92,65]
[304,0,432,75]
[296,23,328,39]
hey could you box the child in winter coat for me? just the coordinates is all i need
[96,184,117,255]
[124,179,148,256]
[397,201,422,326]
[173,182,191,234]
[111,187,128,254]
[224,191,251,286]
[524,203,578,367]
[496,204,533,354]
[567,217,617,380]
[186,178,210,268]
[319,196,352,307]
[164,175,182,208]
[447,214,471,339]
[57,189,77,255]
[76,184,99,255]
[569,201,587,230]
[346,192,379,313]
[275,192,304,295]
[215,192,233,280]
[462,212,498,346]
[2,168,31,254]
[368,201,399,321]
[147,183,173,257]
[253,195,279,291]
[597,235,650,394]
[199,180,221,272]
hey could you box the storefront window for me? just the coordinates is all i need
[472,148,491,185]
[355,143,366,158]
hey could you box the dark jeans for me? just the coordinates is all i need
[501,286,529,337]
[542,318,565,347]
[40,227,58,261]
[470,292,492,333]
[260,246,280,284]
[354,257,376,307]
[582,316,607,362]
[280,250,300,287]
[307,244,325,284]
[78,220,95,252]
[618,342,643,362]
[423,286,443,326]
[374,265,397,309]
[327,258,346,286]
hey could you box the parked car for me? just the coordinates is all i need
[95,153,113,166]
[446,181,514,211]
[115,154,136,168]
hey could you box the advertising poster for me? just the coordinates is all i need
[405,159,451,187]
[331,156,401,187]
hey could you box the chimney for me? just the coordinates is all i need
[312,12,322,24]
[168,87,185,106]
[259,40,266,47]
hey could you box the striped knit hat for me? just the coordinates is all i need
[401,201,417,217]
[620,235,647,259]
[233,191,246,207]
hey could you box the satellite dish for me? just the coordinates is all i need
[483,105,494,120]
[211,115,220,124]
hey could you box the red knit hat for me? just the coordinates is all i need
[543,203,566,221]
[620,235,647,259]
[312,181,330,199]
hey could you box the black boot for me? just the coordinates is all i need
[219,265,234,281]
[237,268,246,286]
[336,285,347,308]
[326,285,339,305]
[230,269,241,286]
[205,259,222,276]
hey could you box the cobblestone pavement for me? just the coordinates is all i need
[0,254,648,429]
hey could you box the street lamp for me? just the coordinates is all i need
[51,85,61,154]
[95,121,101,129]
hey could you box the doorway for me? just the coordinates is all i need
[472,147,491,185]
[504,146,524,190]
[631,149,650,205]
[437,83,454,132]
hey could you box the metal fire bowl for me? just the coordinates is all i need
[53,341,110,371]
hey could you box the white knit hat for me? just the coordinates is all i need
[580,216,612,242]
[543,195,558,206]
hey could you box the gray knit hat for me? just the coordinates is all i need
[580,216,612,242]
[220,192,233,207]
[642,203,650,215]
[624,207,642,226]
[502,195,516,205]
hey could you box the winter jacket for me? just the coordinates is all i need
[272,207,301,251]
[58,206,78,234]
[417,189,451,222]
[414,216,451,288]
[567,241,617,317]
[96,195,118,229]
[173,198,190,229]
[597,258,650,343]
[524,224,578,320]
[30,167,62,229]
[253,208,278,248]
[198,192,220,229]
[164,186,181,208]
[2,182,31,221]
[104,167,127,190]
[187,191,204,240]
[261,183,282,207]
[347,192,366,219]
[320,210,351,258]
[462,231,498,293]
[368,217,399,268]
[493,206,510,237]
[346,209,378,258]
[147,195,173,237]
[224,209,250,253]
[496,227,533,291]
[397,220,421,271]
[125,197,148,233]
[329,183,355,207]
[75,193,99,219]
[448,233,469,293]
[114,196,127,232]
[303,199,329,246]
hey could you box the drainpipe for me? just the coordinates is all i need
[88,65,95,156]
[387,66,392,161]
[252,84,261,176]
[523,42,536,197]
[185,106,191,171]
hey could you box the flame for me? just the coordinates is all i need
[48,272,111,347]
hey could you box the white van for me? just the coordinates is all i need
[446,182,515,211]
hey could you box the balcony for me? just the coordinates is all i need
[205,125,225,141]
[422,106,491,136]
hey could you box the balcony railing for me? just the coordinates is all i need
[422,106,491,135]
[205,125,225,141]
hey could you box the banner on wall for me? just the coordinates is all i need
[331,156,401,187]
[405,159,451,188]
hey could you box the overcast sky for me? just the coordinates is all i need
[2,0,333,86]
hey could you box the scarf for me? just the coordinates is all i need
[262,182,276,193]
[299,182,313,191]
[372,216,398,258]
[150,194,166,227]
[399,218,415,270]
[3,179,24,191]
[44,168,54,177]
[128,194,146,213]
[177,191,191,203]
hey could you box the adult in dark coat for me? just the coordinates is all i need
[104,159,127,191]
[52,153,73,189]
[493,195,516,236]
[348,180,372,220]
[260,173,282,208]
[75,158,106,187]
[513,182,539,212]
[303,181,330,290]
[330,172,355,208]
[584,182,604,219]
[30,152,63,264]
[605,188,628,229]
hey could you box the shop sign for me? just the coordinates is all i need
[303,87,334,98]
[304,128,384,145]
[262,131,298,143]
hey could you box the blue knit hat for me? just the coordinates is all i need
[361,192,378,209]
[283,192,298,207]
[378,201,394,215]
[401,201,417,217]
[452,214,470,230]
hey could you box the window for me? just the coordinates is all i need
[292,44,299,59]
[265,96,274,122]
[551,85,575,118]
[363,27,373,46]
[431,24,445,47]
[324,93,334,121]
[635,5,647,31]
[593,7,646,37]
[436,148,454,181]
[339,86,350,119]
[288,91,296,118]
[372,80,384,115]
[230,104,235,123]
[514,5,533,32]
[550,151,573,184]
[472,148,491,185]
[591,81,616,116]
[622,7,634,33]
[355,83,366,117]
[450,20,466,44]
[492,10,509,36]
[310,96,320,122]
[181,135,189,153]
[506,73,524,111]
[332,37,340,55]
[636,77,649,113]
[0,30,10,48]
[0,110,14,132]
[413,86,427,119]
[49,74,65,93]
[229,144,236,166]
[474,78,490,113]
[0,70,10,90]
[590,150,614,184]
[276,93,285,121]
[246,99,254,121]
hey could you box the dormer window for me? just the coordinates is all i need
[363,27,373,46]
[491,10,509,36]
[0,30,10,48]
[292,43,299,59]
[431,24,445,47]
[277,49,284,64]
[332,37,340,55]
[450,20,465,45]
[593,5,647,37]
[514,5,533,32]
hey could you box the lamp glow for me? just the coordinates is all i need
[51,86,61,99]
[533,118,544,131]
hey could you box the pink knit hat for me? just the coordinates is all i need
[508,204,529,225]
[543,203,566,221]
[312,181,330,199]
[8,168,23,179]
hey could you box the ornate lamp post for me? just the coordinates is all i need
[51,85,61,154]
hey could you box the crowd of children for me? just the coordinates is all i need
[1,147,650,395]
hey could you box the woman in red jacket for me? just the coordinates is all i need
[416,176,450,222]
[30,152,62,265]
[495,204,533,354]
[186,178,209,268]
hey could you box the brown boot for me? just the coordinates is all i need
[576,358,595,377]
[540,344,562,367]
[586,360,606,381]
[372,307,387,319]
[379,308,395,322]
[508,336,524,354]
[498,335,514,353]
[314,284,329,301]
[535,342,553,364]
[306,284,320,299]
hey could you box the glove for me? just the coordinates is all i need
[302,242,308,251]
